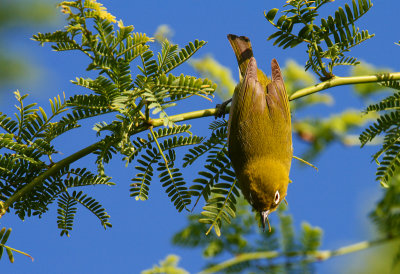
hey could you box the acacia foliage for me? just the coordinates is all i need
[0,0,216,249]
[1,0,400,269]
[266,0,373,80]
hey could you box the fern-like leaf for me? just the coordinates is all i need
[199,178,239,237]
[360,87,400,185]
[130,145,160,201]
[162,40,207,74]
[183,125,227,167]
[156,73,216,102]
[265,0,374,78]
[157,150,191,212]
[57,192,78,237]
[360,111,400,146]
[70,190,112,229]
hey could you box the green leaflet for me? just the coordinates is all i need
[360,80,400,185]
[265,0,373,80]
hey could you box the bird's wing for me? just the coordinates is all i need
[262,59,293,162]
[269,59,291,123]
[228,57,267,163]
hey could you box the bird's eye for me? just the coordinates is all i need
[274,190,280,204]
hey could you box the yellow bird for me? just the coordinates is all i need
[226,34,293,231]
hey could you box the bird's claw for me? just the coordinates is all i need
[214,98,232,119]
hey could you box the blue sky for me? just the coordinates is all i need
[2,0,400,273]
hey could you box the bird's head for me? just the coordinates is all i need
[239,158,290,232]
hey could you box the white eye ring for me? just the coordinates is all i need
[274,190,280,204]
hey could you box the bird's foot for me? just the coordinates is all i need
[214,98,232,119]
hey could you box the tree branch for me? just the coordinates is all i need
[2,72,400,216]
[151,108,218,126]
[289,72,400,101]
[200,235,400,274]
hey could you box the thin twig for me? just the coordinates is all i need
[200,235,400,274]
[0,243,34,262]
[292,155,318,171]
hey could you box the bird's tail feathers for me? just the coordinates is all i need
[227,34,254,80]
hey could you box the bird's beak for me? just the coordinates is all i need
[261,210,271,232]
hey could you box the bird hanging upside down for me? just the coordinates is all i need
[226,34,293,231]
